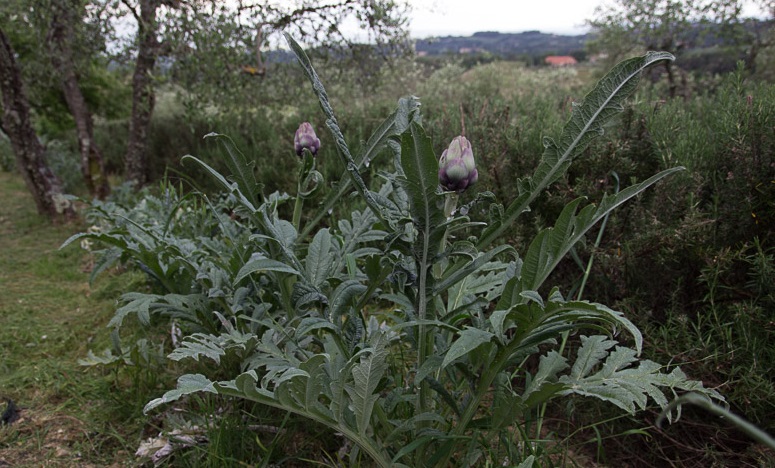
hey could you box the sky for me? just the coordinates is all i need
[405,0,770,38]
[408,0,599,37]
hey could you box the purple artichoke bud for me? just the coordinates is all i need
[294,122,320,157]
[438,136,478,192]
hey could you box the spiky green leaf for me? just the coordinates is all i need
[442,327,495,369]
[144,374,216,413]
[345,336,389,435]
[478,51,675,248]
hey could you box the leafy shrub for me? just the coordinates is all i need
[66,39,725,466]
[528,64,775,465]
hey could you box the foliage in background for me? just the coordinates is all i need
[519,62,774,465]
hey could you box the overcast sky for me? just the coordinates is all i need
[408,0,598,37]
[405,0,770,38]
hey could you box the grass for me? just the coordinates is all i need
[0,172,149,467]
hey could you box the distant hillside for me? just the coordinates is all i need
[413,31,589,59]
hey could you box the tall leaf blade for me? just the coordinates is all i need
[398,122,444,238]
[301,97,421,239]
[397,122,445,304]
[284,32,401,227]
[478,51,675,248]
[204,133,262,207]
[181,154,257,212]
[305,228,335,287]
[518,166,683,293]
[441,327,495,369]
[345,338,389,435]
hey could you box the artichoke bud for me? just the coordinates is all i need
[438,136,478,192]
[294,122,321,157]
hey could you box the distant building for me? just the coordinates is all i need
[545,55,578,67]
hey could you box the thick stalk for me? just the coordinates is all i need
[227,390,393,468]
[414,214,435,465]
[438,331,538,467]
[292,192,304,232]
[534,198,614,441]
[433,193,458,279]
[292,151,315,232]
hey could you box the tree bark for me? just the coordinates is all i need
[47,0,110,199]
[124,0,163,188]
[0,27,74,220]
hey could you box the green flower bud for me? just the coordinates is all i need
[294,122,320,157]
[438,136,478,192]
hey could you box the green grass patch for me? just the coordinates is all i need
[0,172,150,466]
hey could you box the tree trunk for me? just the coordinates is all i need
[124,0,162,188]
[0,27,74,220]
[48,0,110,199]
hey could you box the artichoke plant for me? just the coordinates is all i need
[294,122,321,157]
[438,135,478,192]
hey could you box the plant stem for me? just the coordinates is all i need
[415,198,440,464]
[292,151,315,232]
[292,192,304,232]
[535,178,617,441]
[443,192,458,219]
[434,193,458,279]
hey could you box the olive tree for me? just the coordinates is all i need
[587,0,752,95]
[115,0,410,187]
[0,27,74,219]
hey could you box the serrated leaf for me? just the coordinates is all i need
[292,282,328,310]
[110,293,161,328]
[434,244,514,296]
[329,279,368,324]
[299,354,335,421]
[234,256,300,284]
[144,374,216,413]
[569,335,617,379]
[78,348,124,367]
[478,51,675,249]
[306,228,335,287]
[256,206,304,273]
[345,336,389,435]
[442,327,495,369]
[168,333,226,364]
[559,337,722,415]
[522,350,568,404]
[297,317,339,336]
